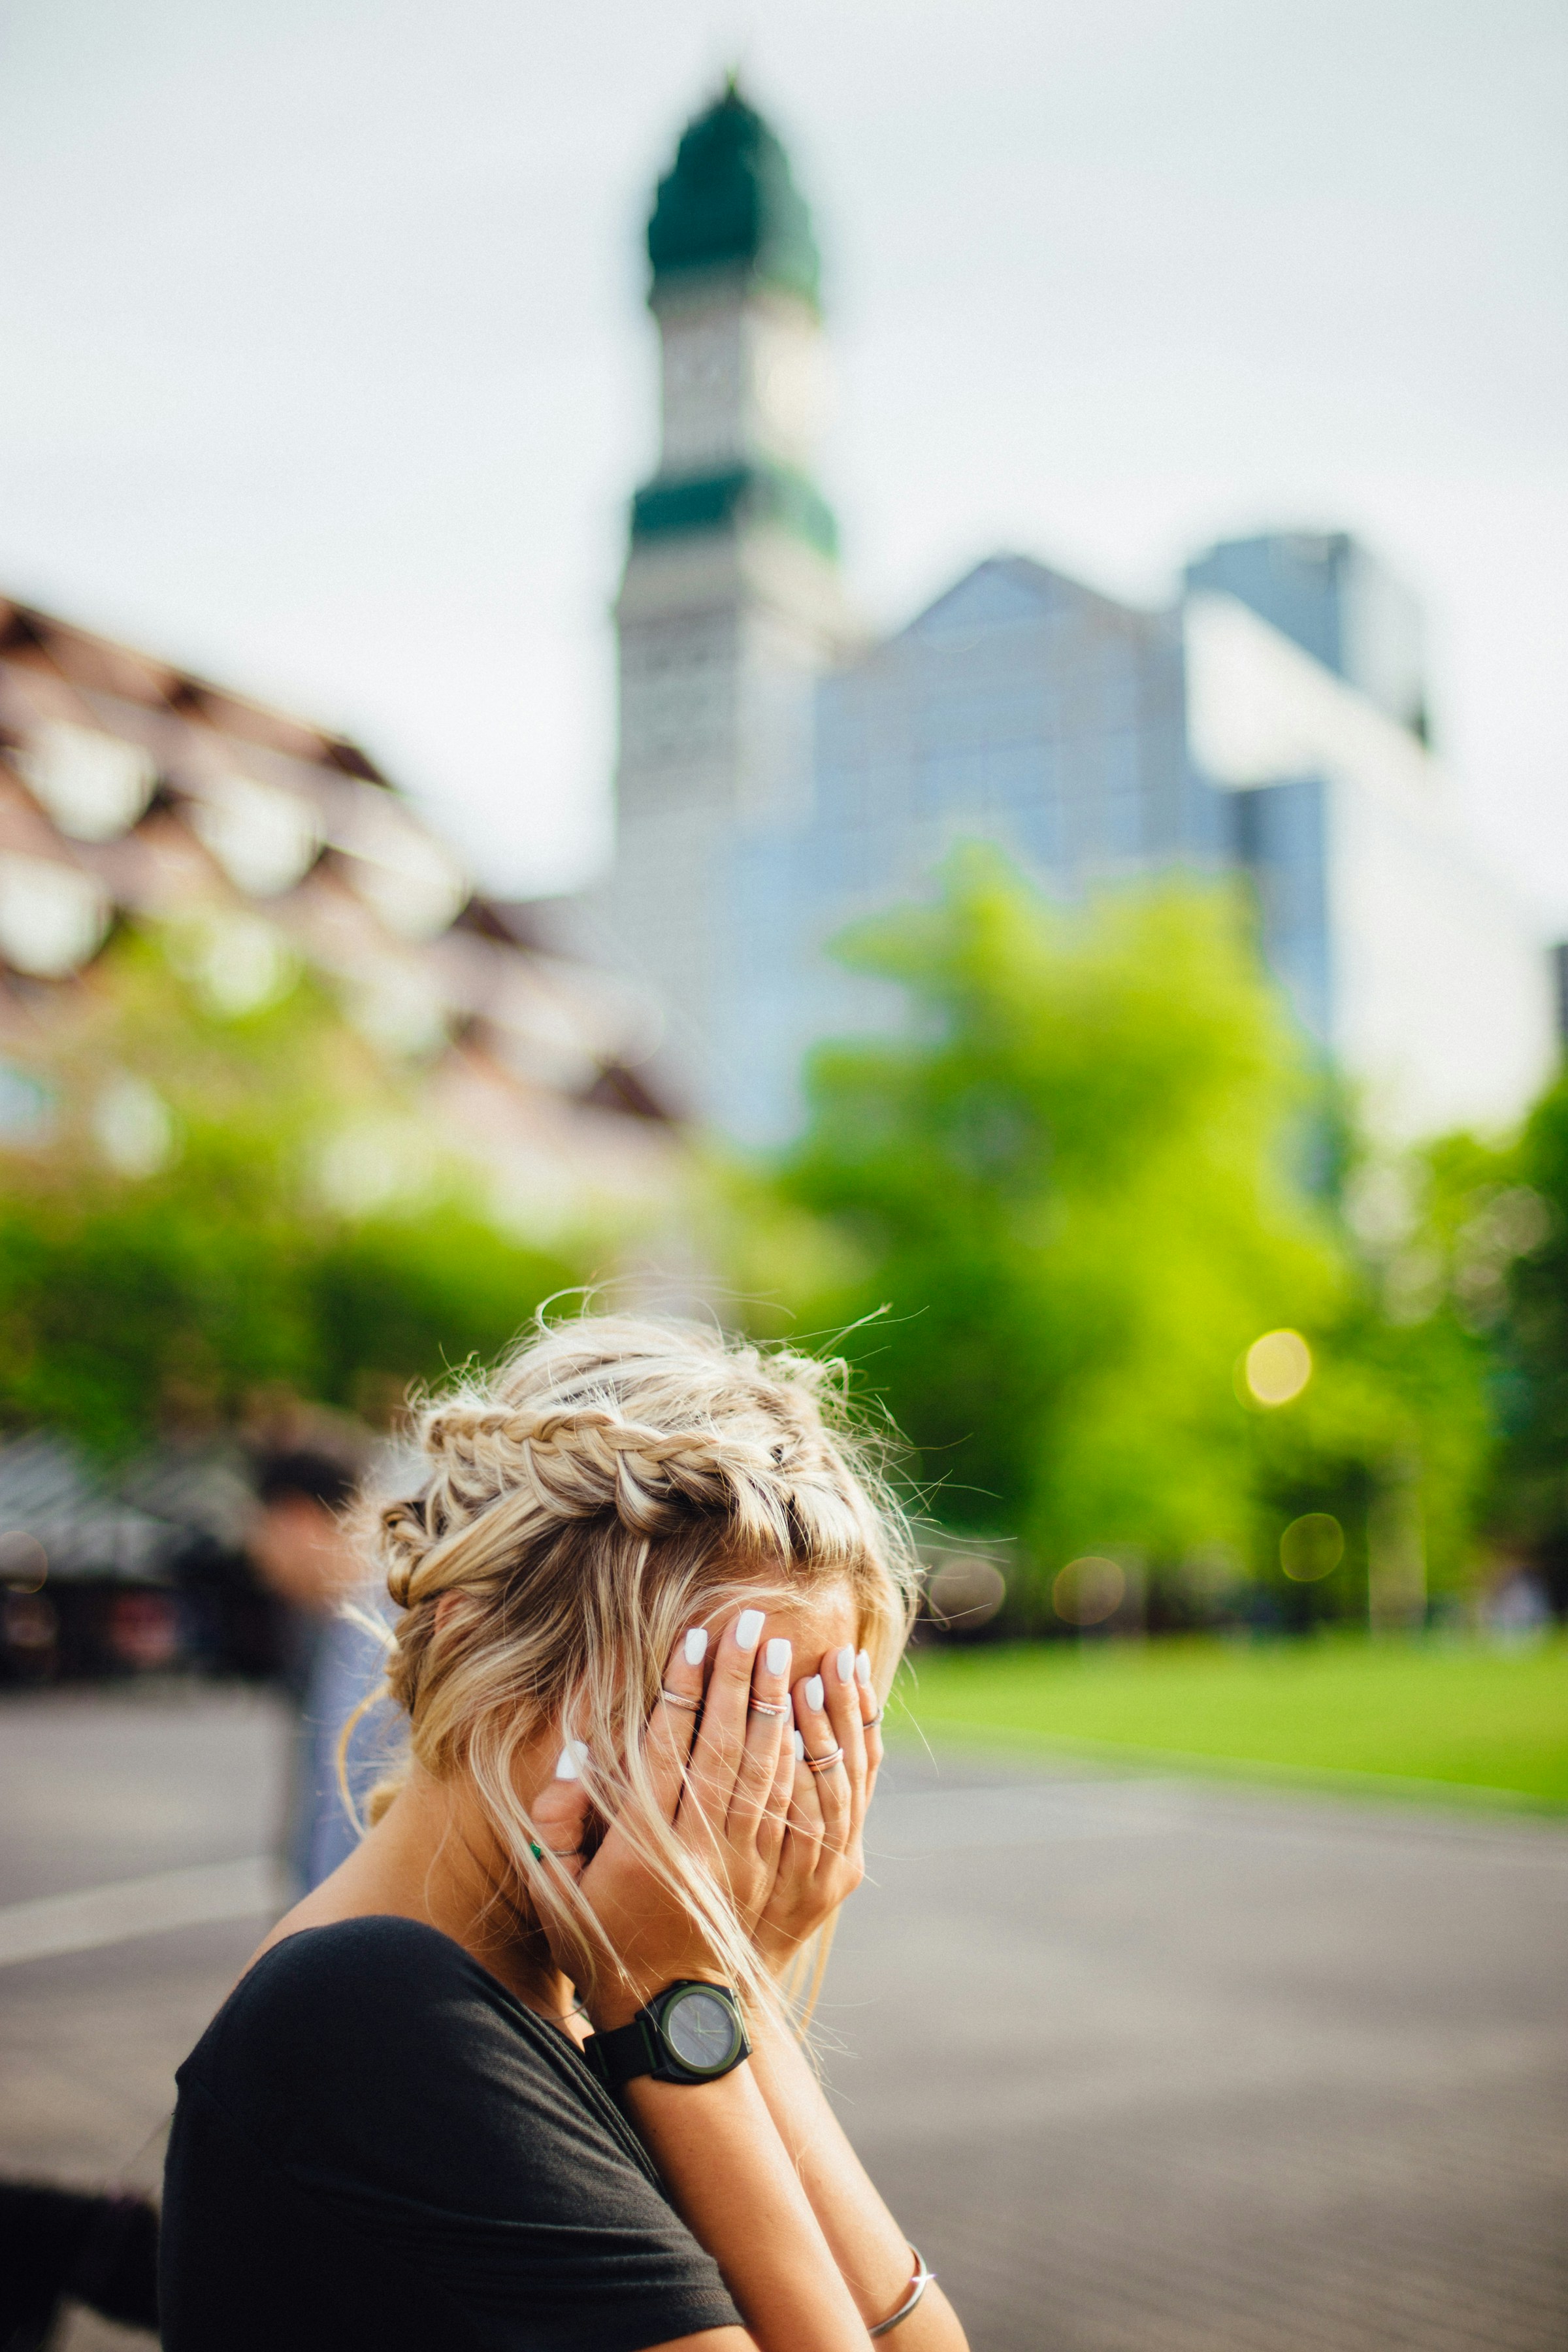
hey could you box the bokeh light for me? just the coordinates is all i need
[1243,1328,1313,1407]
[926,1554,1007,1631]
[0,1531,48,1593]
[1052,1556,1125,1626]
[1280,1512,1344,1582]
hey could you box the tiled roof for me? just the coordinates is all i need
[0,597,677,1218]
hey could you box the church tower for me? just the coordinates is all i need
[600,84,860,1121]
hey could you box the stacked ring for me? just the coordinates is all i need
[804,1744,845,1774]
[748,1697,790,1718]
[659,1688,702,1712]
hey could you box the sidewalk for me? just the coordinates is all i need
[2,1691,1564,2350]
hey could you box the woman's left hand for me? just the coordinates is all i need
[754,1644,881,1976]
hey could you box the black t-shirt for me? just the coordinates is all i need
[160,1916,742,2352]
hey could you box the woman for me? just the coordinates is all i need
[160,1314,969,2352]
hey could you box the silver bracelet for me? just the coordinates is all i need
[870,2245,933,2336]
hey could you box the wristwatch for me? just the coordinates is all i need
[583,1980,750,2090]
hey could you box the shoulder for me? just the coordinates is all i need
[181,1918,565,2149]
[169,1918,740,2343]
[221,1915,489,2042]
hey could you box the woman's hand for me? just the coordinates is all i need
[529,1610,796,2027]
[753,1645,881,1976]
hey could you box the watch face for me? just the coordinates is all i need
[662,1986,741,2074]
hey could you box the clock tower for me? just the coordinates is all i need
[597,84,860,1122]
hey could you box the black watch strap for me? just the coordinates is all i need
[583,1981,749,2091]
[583,2012,661,2093]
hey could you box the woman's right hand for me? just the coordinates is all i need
[530,1609,796,2028]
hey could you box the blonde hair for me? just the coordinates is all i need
[359,1311,918,2013]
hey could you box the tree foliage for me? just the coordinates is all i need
[1488,1072,1568,1601]
[0,932,585,1456]
[740,852,1497,1624]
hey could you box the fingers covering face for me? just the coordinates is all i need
[645,1621,708,1812]
[685,1609,775,1811]
[727,1626,794,1827]
[790,1644,862,1850]
[649,1610,796,1857]
[644,1615,883,1888]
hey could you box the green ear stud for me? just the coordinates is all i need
[528,1840,544,1862]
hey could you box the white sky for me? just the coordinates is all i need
[1,0,1565,921]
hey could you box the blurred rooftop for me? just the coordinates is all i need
[0,596,679,1230]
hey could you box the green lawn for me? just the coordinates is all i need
[890,1633,1568,1808]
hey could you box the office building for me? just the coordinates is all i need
[574,87,1558,1149]
[1185,531,1428,741]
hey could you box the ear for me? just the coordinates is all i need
[433,1590,466,1634]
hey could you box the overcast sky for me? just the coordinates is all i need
[2,0,1565,922]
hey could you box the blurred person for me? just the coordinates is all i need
[249,1443,386,1893]
[161,1315,966,2352]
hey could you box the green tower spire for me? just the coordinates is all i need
[647,82,821,310]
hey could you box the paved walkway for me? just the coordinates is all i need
[1,1688,1564,2350]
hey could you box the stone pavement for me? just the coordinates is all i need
[1,1688,1564,2351]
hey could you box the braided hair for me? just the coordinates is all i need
[357,1313,917,2009]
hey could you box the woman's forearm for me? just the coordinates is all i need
[623,2062,870,2352]
[744,1999,969,2351]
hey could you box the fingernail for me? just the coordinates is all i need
[804,1674,824,1712]
[684,1627,709,1667]
[856,1649,872,1687]
[555,1739,589,1781]
[766,1637,792,1674]
[836,1645,856,1684]
[792,1729,806,1759]
[736,1608,765,1652]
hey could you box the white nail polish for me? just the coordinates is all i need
[554,1739,589,1781]
[684,1627,708,1667]
[766,1637,791,1674]
[792,1729,806,1760]
[836,1645,856,1684]
[804,1674,824,1712]
[736,1608,765,1652]
[855,1649,872,1688]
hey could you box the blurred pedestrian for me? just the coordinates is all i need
[248,1443,387,1893]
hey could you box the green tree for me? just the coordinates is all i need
[742,852,1494,1625]
[1492,1071,1568,1600]
[0,930,585,1456]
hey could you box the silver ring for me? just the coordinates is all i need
[748,1697,790,1718]
[804,1743,845,1774]
[862,1705,884,1727]
[659,1688,702,1712]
